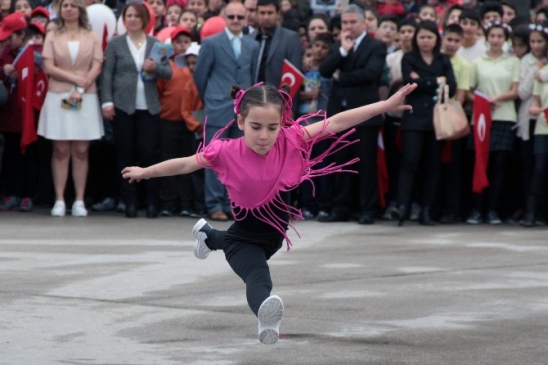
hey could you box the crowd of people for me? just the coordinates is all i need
[1,0,547,227]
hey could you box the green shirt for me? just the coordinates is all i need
[470,52,520,122]
[450,53,471,92]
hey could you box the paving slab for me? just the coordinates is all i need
[1,209,547,365]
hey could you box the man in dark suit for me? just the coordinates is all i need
[319,4,387,225]
[193,1,259,221]
[252,0,302,86]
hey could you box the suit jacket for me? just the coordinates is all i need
[320,34,386,127]
[194,30,259,128]
[251,25,302,86]
[101,35,172,116]
[42,29,103,93]
[401,51,456,131]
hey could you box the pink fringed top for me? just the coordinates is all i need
[197,115,358,250]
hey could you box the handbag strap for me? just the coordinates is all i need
[444,84,449,105]
[436,83,444,106]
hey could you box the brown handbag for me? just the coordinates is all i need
[433,84,470,140]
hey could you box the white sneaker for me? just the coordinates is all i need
[51,201,66,217]
[192,218,212,259]
[71,200,88,217]
[258,295,284,345]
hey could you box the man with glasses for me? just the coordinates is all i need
[193,1,259,222]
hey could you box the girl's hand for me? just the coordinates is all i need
[529,106,542,116]
[385,83,417,113]
[488,95,501,108]
[143,59,157,72]
[122,166,145,183]
[68,90,82,104]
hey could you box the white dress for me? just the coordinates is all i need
[37,41,104,141]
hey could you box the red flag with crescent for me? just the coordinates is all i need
[280,59,305,99]
[472,91,492,193]
[14,44,38,154]
[33,68,48,111]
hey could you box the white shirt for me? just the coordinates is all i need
[339,32,367,57]
[458,39,487,64]
[126,35,147,110]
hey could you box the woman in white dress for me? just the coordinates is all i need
[37,0,103,217]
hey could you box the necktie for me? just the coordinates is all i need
[232,36,240,60]
[255,35,268,83]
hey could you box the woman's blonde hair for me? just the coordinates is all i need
[57,0,91,31]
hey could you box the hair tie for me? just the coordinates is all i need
[233,89,246,114]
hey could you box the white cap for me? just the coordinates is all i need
[185,42,200,57]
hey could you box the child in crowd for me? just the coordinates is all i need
[186,0,207,21]
[164,2,182,26]
[439,23,471,224]
[443,4,462,28]
[122,83,417,345]
[418,4,438,23]
[458,8,486,64]
[146,0,166,34]
[363,5,379,35]
[29,6,50,26]
[180,43,206,217]
[297,33,333,220]
[467,21,519,225]
[11,0,32,19]
[376,15,398,54]
[0,12,31,211]
[157,26,194,217]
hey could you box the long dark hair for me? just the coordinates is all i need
[412,20,442,55]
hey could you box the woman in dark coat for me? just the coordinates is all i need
[392,20,457,226]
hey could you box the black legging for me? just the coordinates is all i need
[206,225,283,316]
[531,153,548,199]
[397,130,443,208]
[472,151,507,211]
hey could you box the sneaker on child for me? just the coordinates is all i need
[192,218,213,259]
[19,197,33,212]
[0,196,21,211]
[257,295,284,345]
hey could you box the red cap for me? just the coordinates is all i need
[0,12,28,42]
[170,26,192,41]
[30,6,50,20]
[29,22,46,35]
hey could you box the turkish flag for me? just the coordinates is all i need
[32,68,48,111]
[376,128,389,209]
[280,59,305,99]
[472,92,492,193]
[14,44,38,154]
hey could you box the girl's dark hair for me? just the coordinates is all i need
[231,84,291,119]
[484,21,511,40]
[443,4,463,26]
[511,23,530,44]
[412,20,442,55]
[398,18,417,31]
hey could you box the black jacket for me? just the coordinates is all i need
[320,34,386,127]
[401,51,456,131]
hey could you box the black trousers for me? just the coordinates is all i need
[331,126,379,215]
[440,137,466,217]
[112,109,160,206]
[0,132,36,198]
[207,225,283,316]
[397,130,443,208]
[384,117,402,204]
[159,120,193,208]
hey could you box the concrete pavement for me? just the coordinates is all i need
[1,209,547,365]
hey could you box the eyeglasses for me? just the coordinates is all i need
[227,14,245,20]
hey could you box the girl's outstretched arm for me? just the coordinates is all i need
[122,153,206,183]
[304,83,417,139]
